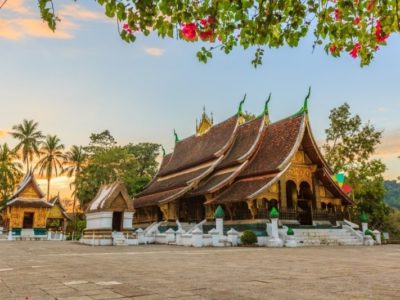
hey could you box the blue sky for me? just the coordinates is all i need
[0,1,399,181]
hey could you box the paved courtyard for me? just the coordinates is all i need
[0,242,399,300]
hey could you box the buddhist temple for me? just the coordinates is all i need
[81,180,135,245]
[47,196,71,231]
[1,172,51,238]
[133,91,353,230]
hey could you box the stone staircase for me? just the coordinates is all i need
[112,232,128,246]
[280,227,363,246]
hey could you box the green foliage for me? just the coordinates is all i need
[323,103,389,229]
[0,144,23,202]
[240,230,258,246]
[32,0,399,67]
[75,131,160,207]
[11,119,43,171]
[383,209,400,241]
[384,180,400,209]
[35,135,65,200]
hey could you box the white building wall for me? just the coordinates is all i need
[86,212,113,230]
[123,212,134,229]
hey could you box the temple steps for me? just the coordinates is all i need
[281,228,363,246]
[112,232,128,246]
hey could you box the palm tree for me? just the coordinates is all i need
[0,144,23,202]
[35,135,65,200]
[11,119,43,171]
[63,145,87,220]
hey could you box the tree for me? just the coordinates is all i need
[63,145,88,221]
[74,131,160,207]
[85,130,117,154]
[0,144,23,202]
[384,180,400,209]
[8,0,398,67]
[35,135,65,200]
[11,119,43,171]
[125,143,160,177]
[323,103,389,228]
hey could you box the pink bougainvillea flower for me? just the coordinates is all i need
[367,0,374,11]
[122,23,132,34]
[329,44,337,54]
[349,43,361,58]
[334,9,341,21]
[200,19,208,26]
[354,16,361,25]
[375,20,389,43]
[199,29,213,41]
[181,23,197,41]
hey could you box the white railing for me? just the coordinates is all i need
[186,219,207,234]
[343,224,363,242]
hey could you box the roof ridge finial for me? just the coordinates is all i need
[303,86,311,113]
[264,92,271,115]
[173,129,179,143]
[237,94,246,116]
[160,145,166,156]
[293,86,311,117]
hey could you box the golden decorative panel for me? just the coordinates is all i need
[19,183,41,199]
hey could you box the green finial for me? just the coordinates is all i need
[287,227,294,236]
[303,86,311,113]
[160,145,166,156]
[264,93,271,115]
[214,205,225,219]
[293,86,311,117]
[360,211,369,223]
[173,129,179,143]
[237,94,246,116]
[269,207,279,219]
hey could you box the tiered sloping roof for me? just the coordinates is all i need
[134,102,353,208]
[5,172,51,208]
[86,180,134,213]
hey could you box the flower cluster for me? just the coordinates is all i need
[375,20,388,44]
[181,17,215,42]
[349,43,361,58]
[122,23,132,34]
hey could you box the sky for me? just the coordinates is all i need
[0,1,399,199]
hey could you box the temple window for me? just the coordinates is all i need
[286,180,297,209]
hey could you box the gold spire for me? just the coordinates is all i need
[196,106,213,136]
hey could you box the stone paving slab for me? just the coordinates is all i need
[0,241,399,299]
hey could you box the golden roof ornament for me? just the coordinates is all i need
[196,106,213,136]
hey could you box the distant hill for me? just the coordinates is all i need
[384,180,400,209]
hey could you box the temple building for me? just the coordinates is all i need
[1,172,52,237]
[81,180,135,245]
[133,91,353,229]
[47,196,71,232]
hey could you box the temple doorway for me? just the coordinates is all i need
[112,211,123,231]
[178,196,205,223]
[23,212,34,229]
[298,182,313,225]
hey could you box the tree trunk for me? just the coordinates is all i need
[47,178,50,201]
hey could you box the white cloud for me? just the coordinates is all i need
[144,47,166,57]
[0,1,108,40]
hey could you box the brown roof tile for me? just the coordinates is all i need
[212,176,274,204]
[159,115,238,176]
[134,187,185,208]
[239,115,305,178]
[217,117,264,169]
[189,171,234,196]
[136,166,209,197]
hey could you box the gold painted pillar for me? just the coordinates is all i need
[279,178,287,208]
[313,175,322,209]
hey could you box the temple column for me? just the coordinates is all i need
[279,178,287,209]
[246,200,257,219]
[313,175,322,209]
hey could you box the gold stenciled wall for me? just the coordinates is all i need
[6,207,48,228]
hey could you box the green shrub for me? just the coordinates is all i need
[240,230,257,245]
[365,229,375,240]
